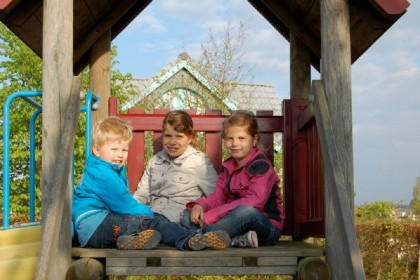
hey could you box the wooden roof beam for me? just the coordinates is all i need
[248,0,320,70]
[73,0,138,66]
[73,0,151,73]
[261,0,321,62]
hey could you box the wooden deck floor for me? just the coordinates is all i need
[72,241,324,276]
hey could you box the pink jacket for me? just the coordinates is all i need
[186,148,285,230]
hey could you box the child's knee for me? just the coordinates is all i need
[180,209,192,227]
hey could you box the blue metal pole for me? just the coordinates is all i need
[2,91,42,229]
[29,110,41,222]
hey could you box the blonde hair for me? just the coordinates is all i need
[91,116,133,148]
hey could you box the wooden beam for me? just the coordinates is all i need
[320,0,362,277]
[73,0,139,65]
[261,0,321,59]
[312,80,365,279]
[36,78,82,279]
[290,33,311,99]
[90,30,111,125]
[36,0,74,278]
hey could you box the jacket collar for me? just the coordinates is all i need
[156,145,197,165]
[222,148,261,172]
[87,154,125,173]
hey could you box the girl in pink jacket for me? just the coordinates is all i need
[181,111,285,248]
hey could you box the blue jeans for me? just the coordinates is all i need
[87,212,196,250]
[180,205,281,246]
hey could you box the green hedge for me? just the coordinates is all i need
[356,222,419,280]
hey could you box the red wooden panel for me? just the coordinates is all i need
[152,109,169,153]
[204,109,223,173]
[282,100,294,236]
[127,131,145,193]
[256,110,275,165]
[108,97,119,115]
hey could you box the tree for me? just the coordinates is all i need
[410,176,420,215]
[355,201,395,221]
[0,23,134,218]
[198,19,255,113]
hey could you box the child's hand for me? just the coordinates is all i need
[191,205,206,227]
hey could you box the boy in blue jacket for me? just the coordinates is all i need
[72,116,230,250]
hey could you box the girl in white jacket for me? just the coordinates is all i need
[133,110,218,223]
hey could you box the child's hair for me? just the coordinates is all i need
[222,111,259,142]
[163,110,197,148]
[92,116,133,148]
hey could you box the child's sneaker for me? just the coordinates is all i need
[188,230,231,250]
[116,229,162,250]
[231,230,258,248]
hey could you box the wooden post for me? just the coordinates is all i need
[320,0,354,209]
[320,0,363,278]
[36,1,74,278]
[90,31,111,126]
[36,79,81,279]
[290,33,311,99]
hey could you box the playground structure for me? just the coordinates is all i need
[0,91,99,280]
[0,1,411,279]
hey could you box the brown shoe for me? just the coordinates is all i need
[116,229,162,250]
[188,230,231,250]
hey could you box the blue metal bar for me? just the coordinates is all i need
[29,110,41,222]
[2,90,99,230]
[83,91,99,161]
[2,91,42,230]
[22,96,42,111]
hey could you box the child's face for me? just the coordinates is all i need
[224,125,258,166]
[92,139,130,168]
[162,124,192,159]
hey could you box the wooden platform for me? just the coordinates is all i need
[71,241,324,276]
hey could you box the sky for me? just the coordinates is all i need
[113,0,420,206]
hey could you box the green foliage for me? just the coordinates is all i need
[0,23,134,222]
[0,23,43,216]
[410,176,420,215]
[356,201,395,221]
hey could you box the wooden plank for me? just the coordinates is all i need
[72,241,324,258]
[260,0,321,60]
[73,0,96,38]
[106,266,297,276]
[73,0,138,64]
[108,257,243,267]
[258,256,296,266]
[85,0,111,21]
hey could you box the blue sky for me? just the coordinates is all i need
[113,0,420,206]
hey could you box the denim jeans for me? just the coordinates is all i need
[87,212,196,250]
[180,205,281,246]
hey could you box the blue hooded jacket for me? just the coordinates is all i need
[72,154,153,246]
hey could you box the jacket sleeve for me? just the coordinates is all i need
[132,158,153,204]
[186,168,229,211]
[89,166,154,217]
[195,155,218,197]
